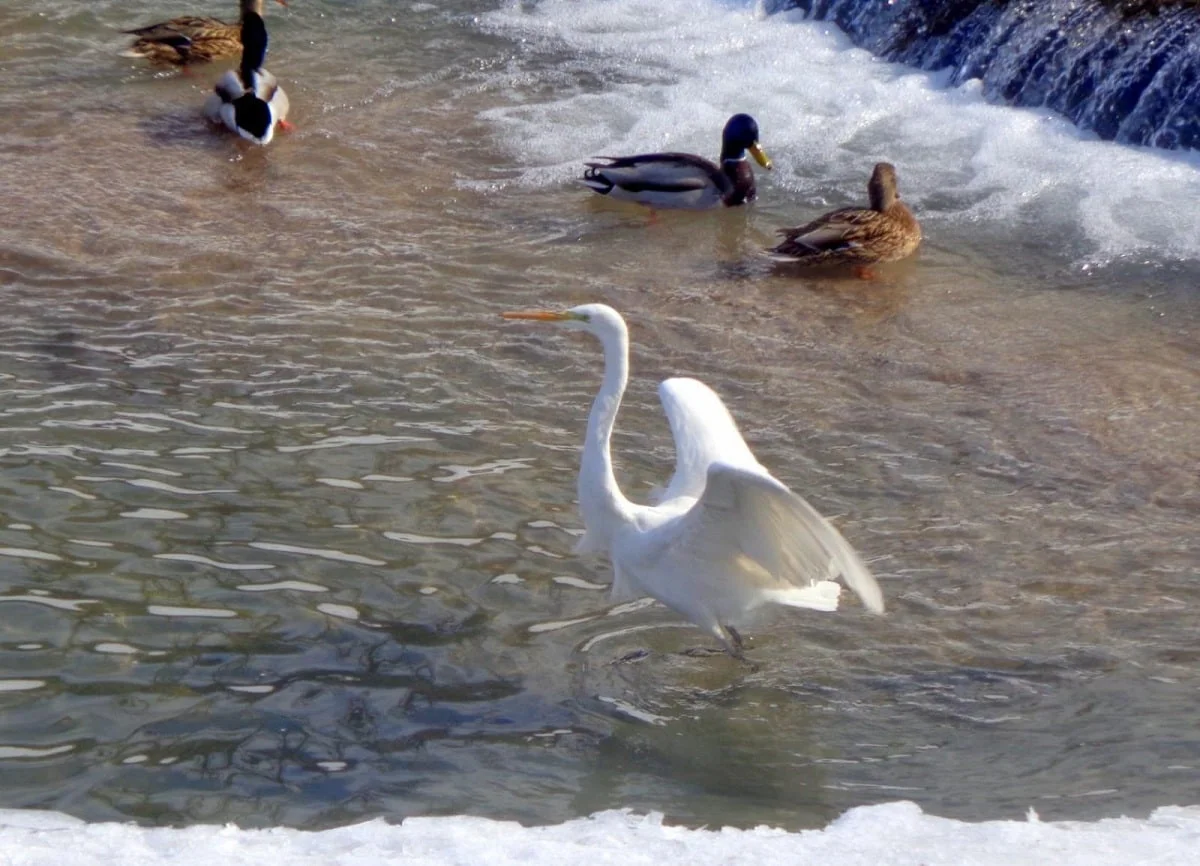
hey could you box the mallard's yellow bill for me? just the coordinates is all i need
[750,143,772,170]
[502,310,571,321]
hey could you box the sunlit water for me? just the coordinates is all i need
[1,0,1198,832]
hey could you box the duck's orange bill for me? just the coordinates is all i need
[501,310,570,321]
[749,143,772,171]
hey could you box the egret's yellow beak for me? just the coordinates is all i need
[749,143,772,171]
[502,310,572,322]
[499,311,568,321]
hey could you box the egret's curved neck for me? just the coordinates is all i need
[579,321,635,541]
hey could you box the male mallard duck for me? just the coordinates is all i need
[582,114,772,209]
[202,9,290,145]
[122,0,287,67]
[769,162,922,267]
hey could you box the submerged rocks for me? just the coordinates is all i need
[771,0,1200,150]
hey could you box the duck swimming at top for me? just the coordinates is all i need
[582,114,773,210]
[202,8,290,145]
[122,0,287,68]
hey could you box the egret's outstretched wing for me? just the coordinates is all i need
[627,462,884,620]
[654,377,759,503]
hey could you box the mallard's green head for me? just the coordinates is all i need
[721,113,771,170]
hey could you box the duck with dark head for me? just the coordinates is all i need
[582,113,773,210]
[202,8,291,145]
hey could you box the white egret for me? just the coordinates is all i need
[503,304,884,656]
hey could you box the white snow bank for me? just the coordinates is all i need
[4,801,1200,866]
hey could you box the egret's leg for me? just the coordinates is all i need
[682,624,750,661]
[726,626,744,654]
[712,624,747,661]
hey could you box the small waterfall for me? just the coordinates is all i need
[771,0,1200,151]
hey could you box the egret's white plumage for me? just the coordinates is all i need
[503,304,884,655]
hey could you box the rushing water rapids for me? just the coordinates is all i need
[0,0,1198,833]
[773,0,1200,150]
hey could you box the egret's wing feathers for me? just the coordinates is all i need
[635,463,883,617]
[655,377,758,503]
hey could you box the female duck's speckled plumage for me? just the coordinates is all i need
[582,114,772,210]
[770,163,922,266]
[122,0,286,67]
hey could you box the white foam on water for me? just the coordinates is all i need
[383,531,485,547]
[156,553,276,572]
[552,575,608,590]
[478,0,1200,265]
[0,594,98,612]
[249,542,386,567]
[2,802,1199,864]
[0,747,73,760]
[235,580,328,593]
[146,605,238,619]
[316,603,360,621]
[316,478,366,490]
[0,680,45,692]
[121,508,189,520]
[0,547,62,562]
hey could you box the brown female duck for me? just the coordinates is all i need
[770,162,921,267]
[122,0,287,67]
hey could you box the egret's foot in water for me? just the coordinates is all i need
[681,643,758,670]
[682,624,748,660]
[720,626,758,666]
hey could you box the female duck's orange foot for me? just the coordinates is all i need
[854,265,878,280]
[278,120,296,133]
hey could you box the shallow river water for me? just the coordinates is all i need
[1,0,1198,832]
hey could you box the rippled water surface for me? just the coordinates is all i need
[1,0,1198,832]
